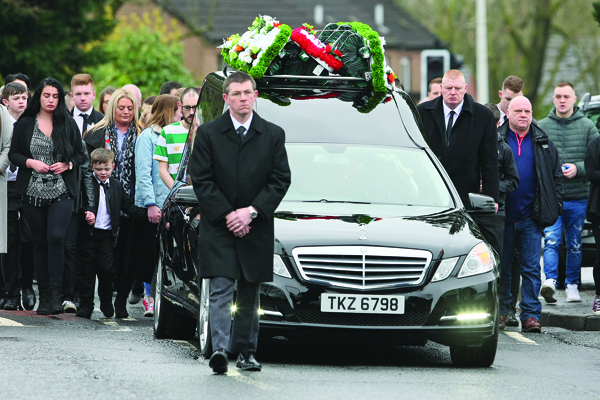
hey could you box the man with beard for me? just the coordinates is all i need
[154,87,199,189]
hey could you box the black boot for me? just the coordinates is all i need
[36,286,52,315]
[114,294,128,318]
[49,283,63,314]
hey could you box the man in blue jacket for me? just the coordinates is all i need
[498,96,563,333]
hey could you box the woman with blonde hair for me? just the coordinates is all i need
[129,94,181,316]
[83,88,140,318]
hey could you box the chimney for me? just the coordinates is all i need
[314,5,324,26]
[375,4,389,34]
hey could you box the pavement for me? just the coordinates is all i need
[538,266,600,331]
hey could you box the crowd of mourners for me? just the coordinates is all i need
[1,69,600,335]
[0,72,199,319]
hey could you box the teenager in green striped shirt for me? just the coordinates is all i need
[154,87,200,188]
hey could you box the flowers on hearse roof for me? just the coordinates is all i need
[290,26,343,72]
[218,15,291,79]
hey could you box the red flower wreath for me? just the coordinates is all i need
[291,27,343,71]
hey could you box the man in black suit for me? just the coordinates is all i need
[417,69,499,209]
[189,71,291,374]
[69,74,104,136]
[61,73,104,313]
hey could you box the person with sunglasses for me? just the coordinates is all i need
[154,87,199,189]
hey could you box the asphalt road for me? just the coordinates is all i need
[1,304,600,400]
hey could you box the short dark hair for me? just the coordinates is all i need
[223,71,256,95]
[484,103,501,123]
[181,86,200,101]
[502,76,524,93]
[143,95,158,106]
[556,81,575,91]
[5,73,31,89]
[90,148,115,165]
[160,81,183,95]
[2,82,27,100]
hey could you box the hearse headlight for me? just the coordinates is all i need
[458,242,494,278]
[273,255,291,278]
[431,257,459,282]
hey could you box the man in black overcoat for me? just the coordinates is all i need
[189,71,291,374]
[417,69,500,210]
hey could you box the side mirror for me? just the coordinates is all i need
[467,193,496,214]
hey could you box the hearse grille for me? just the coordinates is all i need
[292,246,432,290]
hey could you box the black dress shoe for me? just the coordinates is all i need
[22,288,36,311]
[114,300,128,319]
[100,299,115,318]
[76,306,93,319]
[209,349,229,374]
[506,310,519,327]
[236,353,262,371]
[0,298,7,309]
[3,298,21,310]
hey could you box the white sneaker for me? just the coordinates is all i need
[62,300,77,313]
[565,284,582,302]
[540,279,557,303]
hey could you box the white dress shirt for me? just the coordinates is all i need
[73,106,96,136]
[443,100,464,131]
[94,177,111,230]
[230,112,253,136]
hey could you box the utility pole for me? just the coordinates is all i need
[476,0,489,103]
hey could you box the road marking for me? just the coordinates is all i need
[0,317,24,327]
[171,339,198,350]
[503,331,539,345]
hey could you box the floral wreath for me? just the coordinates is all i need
[337,21,395,93]
[219,15,292,79]
[290,24,343,72]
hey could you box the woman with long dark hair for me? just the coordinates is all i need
[84,88,140,318]
[9,77,86,315]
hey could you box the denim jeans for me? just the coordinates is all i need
[499,216,543,321]
[543,199,587,285]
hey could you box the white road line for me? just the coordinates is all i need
[0,317,24,327]
[503,331,539,345]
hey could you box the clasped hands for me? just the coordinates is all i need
[226,207,252,238]
[28,159,69,174]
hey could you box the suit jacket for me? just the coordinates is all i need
[417,94,499,208]
[189,111,291,283]
[9,116,86,197]
[80,176,147,237]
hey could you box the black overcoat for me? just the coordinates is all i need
[417,94,500,207]
[189,111,291,283]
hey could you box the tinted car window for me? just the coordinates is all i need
[284,144,452,207]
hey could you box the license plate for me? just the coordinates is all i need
[320,294,405,314]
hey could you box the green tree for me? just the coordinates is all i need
[88,10,197,97]
[397,0,600,116]
[0,0,122,86]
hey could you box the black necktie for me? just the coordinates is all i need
[100,181,111,214]
[446,111,455,146]
[9,163,17,173]
[237,126,246,142]
[81,113,89,134]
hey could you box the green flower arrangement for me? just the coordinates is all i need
[218,16,292,79]
[258,91,292,107]
[355,91,387,114]
[337,21,391,93]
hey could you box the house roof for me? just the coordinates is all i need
[156,0,446,51]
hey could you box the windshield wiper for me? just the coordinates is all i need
[302,199,371,204]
